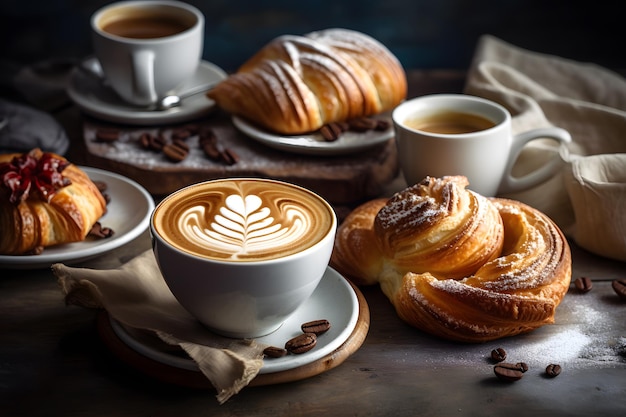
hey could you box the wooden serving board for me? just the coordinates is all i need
[97,279,370,389]
[82,111,399,206]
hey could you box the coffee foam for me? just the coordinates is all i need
[153,179,334,261]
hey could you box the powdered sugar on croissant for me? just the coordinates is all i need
[331,176,572,342]
[207,28,407,134]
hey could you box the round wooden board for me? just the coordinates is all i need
[97,279,369,389]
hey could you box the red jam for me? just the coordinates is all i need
[0,150,71,204]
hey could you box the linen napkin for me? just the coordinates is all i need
[52,250,267,404]
[465,35,626,261]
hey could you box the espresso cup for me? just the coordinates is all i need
[91,0,204,106]
[150,178,337,338]
[393,94,572,197]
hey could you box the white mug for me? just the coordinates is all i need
[91,0,204,106]
[393,94,572,197]
[151,178,337,338]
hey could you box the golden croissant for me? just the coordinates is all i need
[331,176,572,342]
[0,148,107,255]
[207,28,407,134]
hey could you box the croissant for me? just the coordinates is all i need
[207,28,407,134]
[0,149,107,255]
[331,176,572,343]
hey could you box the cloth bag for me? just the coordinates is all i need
[465,35,626,261]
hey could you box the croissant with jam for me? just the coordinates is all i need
[207,28,407,135]
[331,176,572,343]
[0,149,107,255]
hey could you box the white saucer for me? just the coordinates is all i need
[110,266,360,374]
[0,167,155,269]
[67,58,227,125]
[232,115,394,156]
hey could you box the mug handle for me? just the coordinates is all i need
[131,50,158,105]
[498,127,572,194]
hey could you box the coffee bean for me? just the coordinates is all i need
[493,363,525,382]
[88,221,114,238]
[574,276,593,293]
[219,148,239,165]
[612,280,626,300]
[162,141,189,162]
[95,128,120,143]
[490,347,507,362]
[374,119,391,131]
[301,319,331,335]
[545,364,562,378]
[348,117,378,132]
[263,346,287,358]
[171,139,189,152]
[91,180,108,193]
[319,123,342,141]
[139,132,166,151]
[285,332,317,354]
[516,362,529,373]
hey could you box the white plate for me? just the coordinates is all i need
[110,266,360,374]
[67,58,227,125]
[0,167,155,269]
[232,115,394,156]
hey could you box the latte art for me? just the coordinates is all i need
[153,179,334,261]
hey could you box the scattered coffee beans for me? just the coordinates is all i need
[490,347,507,363]
[493,363,525,382]
[285,333,317,354]
[263,346,288,358]
[545,364,562,378]
[301,319,331,335]
[574,276,593,293]
[612,280,626,300]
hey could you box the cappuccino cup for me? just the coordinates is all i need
[150,178,337,338]
[91,0,204,106]
[393,94,572,196]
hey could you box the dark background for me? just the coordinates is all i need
[1,0,624,74]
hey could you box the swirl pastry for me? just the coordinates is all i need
[331,176,572,342]
[0,149,107,255]
[207,28,407,134]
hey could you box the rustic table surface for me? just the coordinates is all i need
[1,71,625,417]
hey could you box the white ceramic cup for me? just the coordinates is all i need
[150,178,337,338]
[393,94,572,197]
[91,0,204,106]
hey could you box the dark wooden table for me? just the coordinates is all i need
[2,71,625,417]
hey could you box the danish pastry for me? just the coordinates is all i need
[0,148,107,255]
[331,176,572,342]
[207,28,407,134]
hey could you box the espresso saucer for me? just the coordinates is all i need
[232,115,394,156]
[67,58,227,125]
[101,267,368,384]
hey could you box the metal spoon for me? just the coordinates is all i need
[154,82,217,111]
[78,58,218,111]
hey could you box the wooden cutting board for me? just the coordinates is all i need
[96,279,369,389]
[82,111,399,206]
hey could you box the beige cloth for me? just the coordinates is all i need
[465,35,626,261]
[52,250,266,404]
